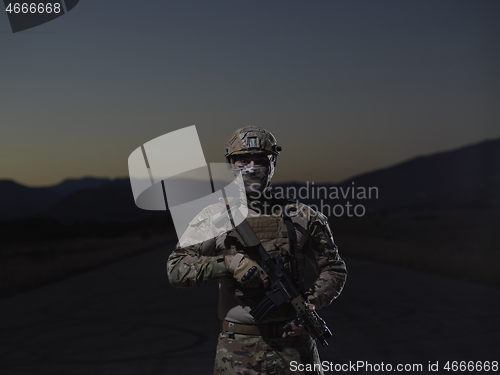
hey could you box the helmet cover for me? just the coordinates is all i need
[225,127,281,193]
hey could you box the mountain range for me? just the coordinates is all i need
[0,137,498,222]
[282,137,500,213]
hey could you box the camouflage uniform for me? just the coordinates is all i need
[214,330,321,374]
[167,195,347,375]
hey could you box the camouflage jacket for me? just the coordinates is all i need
[166,195,347,323]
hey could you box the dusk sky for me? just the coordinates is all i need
[1,0,499,186]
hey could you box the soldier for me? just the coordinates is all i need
[167,126,347,374]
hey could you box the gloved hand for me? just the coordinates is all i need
[226,253,268,288]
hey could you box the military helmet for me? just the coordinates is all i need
[225,126,281,192]
[225,126,281,163]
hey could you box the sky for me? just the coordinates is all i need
[1,0,499,186]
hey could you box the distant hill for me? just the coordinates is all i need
[0,178,153,222]
[337,137,500,212]
[274,137,500,213]
[0,137,498,222]
[0,177,117,221]
[43,179,165,222]
[47,177,112,196]
[0,180,61,220]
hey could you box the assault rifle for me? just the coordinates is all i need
[222,205,332,346]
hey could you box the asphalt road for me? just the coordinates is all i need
[0,243,499,374]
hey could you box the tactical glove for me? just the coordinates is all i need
[228,253,268,288]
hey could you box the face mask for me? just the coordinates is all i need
[239,165,269,194]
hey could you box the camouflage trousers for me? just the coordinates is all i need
[214,330,323,375]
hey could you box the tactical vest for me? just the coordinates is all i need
[225,213,305,298]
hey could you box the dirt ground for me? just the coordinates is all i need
[0,233,176,298]
[332,209,500,286]
[1,208,498,300]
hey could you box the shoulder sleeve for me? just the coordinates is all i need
[166,208,228,288]
[301,206,347,309]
